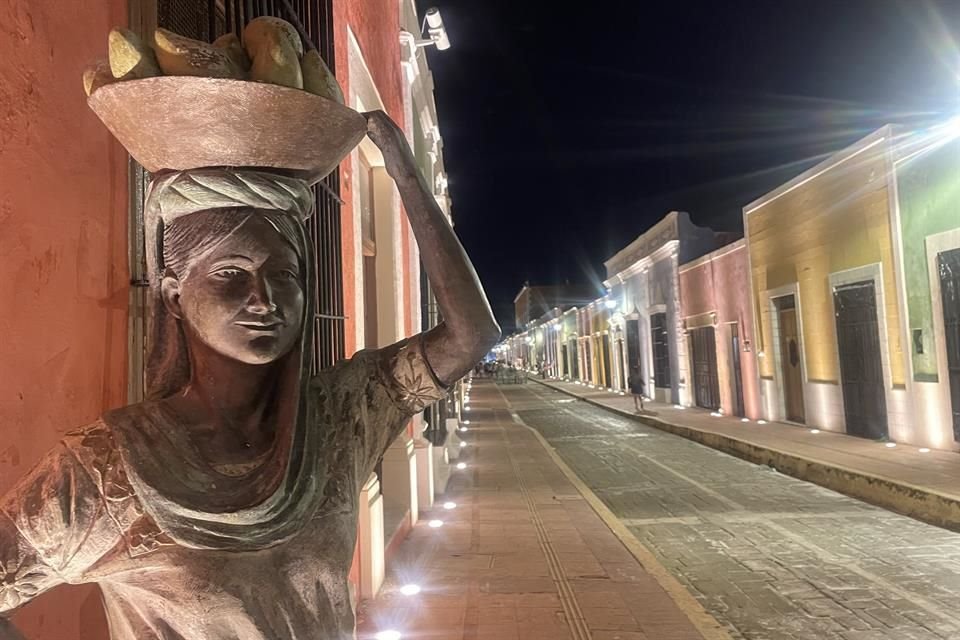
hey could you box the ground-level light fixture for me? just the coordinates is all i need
[810,429,820,434]
[457,462,466,470]
[920,448,931,453]
[758,420,767,425]
[376,631,402,640]
[459,441,467,448]
[741,418,750,423]
[443,501,457,510]
[428,519,443,528]
[885,442,897,448]
[399,584,421,596]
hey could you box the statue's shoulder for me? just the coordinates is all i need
[61,404,174,557]
[309,348,381,392]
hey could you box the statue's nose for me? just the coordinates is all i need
[246,274,277,314]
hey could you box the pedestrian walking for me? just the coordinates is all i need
[628,366,645,412]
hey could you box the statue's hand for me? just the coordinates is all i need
[362,110,415,181]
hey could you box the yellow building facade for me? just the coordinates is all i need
[745,126,910,438]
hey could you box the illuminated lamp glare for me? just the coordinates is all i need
[810,429,820,434]
[457,462,467,470]
[376,631,402,640]
[443,501,457,510]
[399,584,421,596]
[919,448,931,453]
[885,442,897,448]
[428,519,443,528]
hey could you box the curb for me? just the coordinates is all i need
[531,378,960,533]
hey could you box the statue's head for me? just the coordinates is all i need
[159,208,305,365]
[143,169,315,399]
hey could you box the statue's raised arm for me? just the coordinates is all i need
[364,111,501,385]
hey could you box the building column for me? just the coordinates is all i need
[414,437,434,512]
[358,472,385,599]
[381,433,418,528]
[445,417,463,463]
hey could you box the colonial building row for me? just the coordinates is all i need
[501,122,960,453]
[1,1,462,637]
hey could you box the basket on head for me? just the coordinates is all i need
[88,76,366,185]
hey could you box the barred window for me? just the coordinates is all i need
[651,312,671,388]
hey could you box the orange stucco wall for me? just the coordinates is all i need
[0,1,130,638]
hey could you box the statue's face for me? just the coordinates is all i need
[163,215,304,365]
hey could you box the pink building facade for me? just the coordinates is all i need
[679,240,762,420]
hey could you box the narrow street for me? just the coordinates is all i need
[498,382,960,640]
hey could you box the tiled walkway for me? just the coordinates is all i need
[355,379,727,640]
[531,377,960,530]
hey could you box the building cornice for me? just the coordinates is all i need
[603,239,679,288]
[744,125,892,215]
[678,238,745,274]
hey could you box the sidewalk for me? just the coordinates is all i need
[355,379,731,640]
[532,377,960,532]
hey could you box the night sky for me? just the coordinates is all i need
[415,0,960,333]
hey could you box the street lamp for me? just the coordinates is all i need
[401,7,452,53]
[425,8,451,50]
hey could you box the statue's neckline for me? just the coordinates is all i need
[153,400,279,478]
[105,400,298,514]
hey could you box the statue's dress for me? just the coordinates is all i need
[0,335,446,639]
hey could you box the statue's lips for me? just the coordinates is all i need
[236,320,284,332]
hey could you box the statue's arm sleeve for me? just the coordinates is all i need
[356,334,449,477]
[0,444,122,614]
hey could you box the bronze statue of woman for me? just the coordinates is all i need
[0,84,499,639]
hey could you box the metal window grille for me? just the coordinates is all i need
[651,312,671,388]
[130,0,344,400]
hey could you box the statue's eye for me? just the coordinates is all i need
[212,267,243,279]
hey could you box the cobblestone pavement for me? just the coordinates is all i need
[499,382,960,640]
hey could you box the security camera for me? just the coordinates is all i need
[425,7,451,50]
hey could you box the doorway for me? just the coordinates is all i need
[690,327,721,410]
[834,281,888,440]
[601,334,612,388]
[569,338,579,379]
[775,296,805,423]
[937,248,960,440]
[650,312,671,390]
[730,323,745,417]
[626,318,642,380]
[615,335,626,390]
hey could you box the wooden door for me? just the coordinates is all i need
[778,299,805,423]
[834,282,888,439]
[691,327,721,410]
[730,323,745,417]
